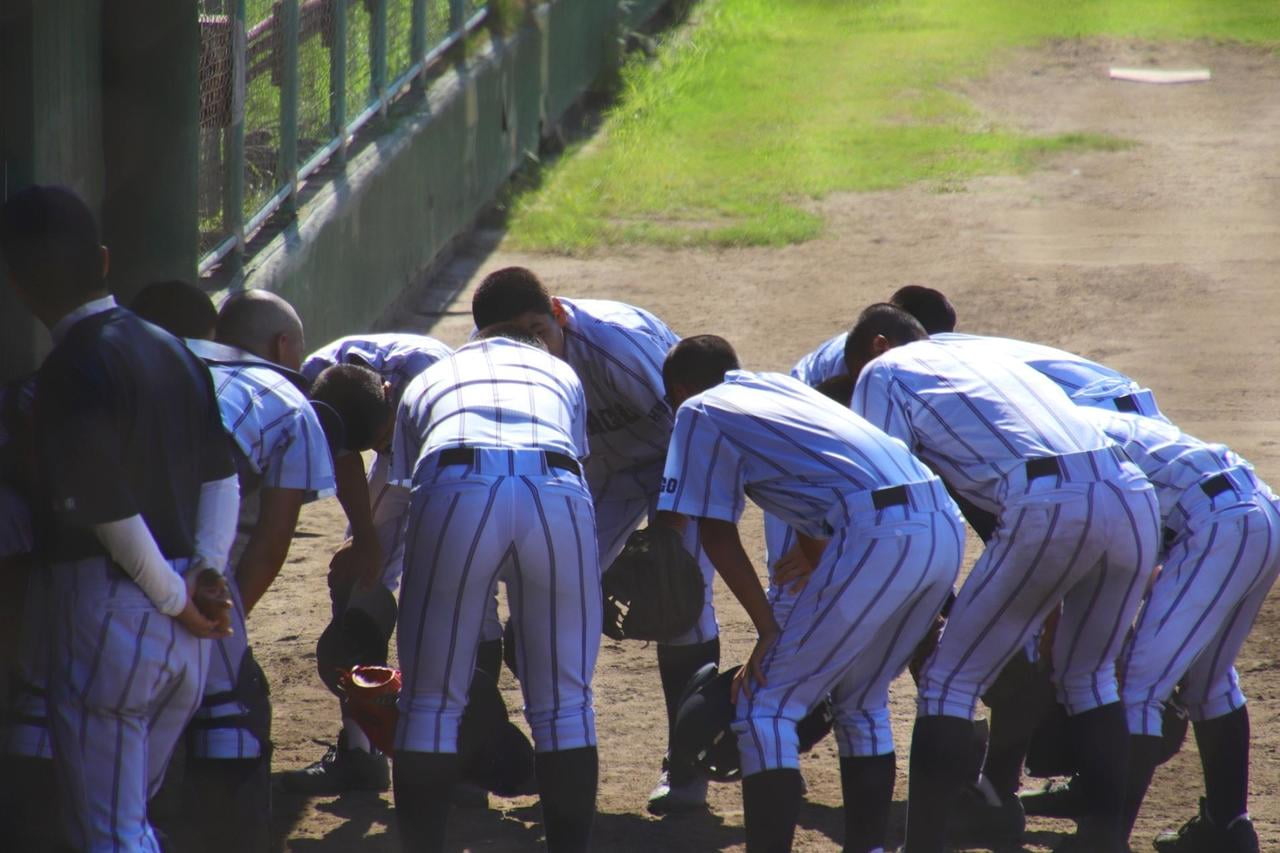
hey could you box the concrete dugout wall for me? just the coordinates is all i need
[233,0,670,346]
[0,0,671,380]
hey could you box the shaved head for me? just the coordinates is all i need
[215,289,306,369]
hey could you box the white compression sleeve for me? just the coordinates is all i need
[195,474,240,574]
[93,515,188,616]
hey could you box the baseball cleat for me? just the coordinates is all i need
[646,770,709,815]
[1020,776,1085,820]
[281,732,391,795]
[1152,799,1259,853]
[948,777,1026,848]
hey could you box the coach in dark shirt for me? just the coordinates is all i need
[0,186,239,852]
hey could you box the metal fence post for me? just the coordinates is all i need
[227,0,247,275]
[449,0,464,36]
[370,0,388,115]
[330,0,348,161]
[279,0,300,210]
[410,0,427,90]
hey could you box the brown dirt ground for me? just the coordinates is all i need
[261,38,1280,852]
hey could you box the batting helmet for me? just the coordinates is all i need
[670,663,834,783]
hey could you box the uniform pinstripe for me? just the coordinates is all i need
[302,333,453,592]
[392,338,601,754]
[557,298,717,644]
[658,371,963,774]
[853,341,1161,718]
[187,340,336,759]
[1082,409,1280,735]
[32,299,237,852]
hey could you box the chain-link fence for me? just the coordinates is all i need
[197,0,490,273]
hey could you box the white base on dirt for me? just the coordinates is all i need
[1109,67,1212,84]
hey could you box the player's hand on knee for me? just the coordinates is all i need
[733,629,779,703]
[772,543,815,594]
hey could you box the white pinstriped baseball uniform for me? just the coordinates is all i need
[1080,409,1280,735]
[34,299,237,852]
[186,339,336,760]
[302,333,453,592]
[853,340,1161,719]
[0,482,49,762]
[658,371,964,774]
[557,298,717,644]
[768,330,1165,584]
[391,338,601,754]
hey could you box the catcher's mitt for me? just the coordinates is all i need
[338,665,402,754]
[602,526,705,643]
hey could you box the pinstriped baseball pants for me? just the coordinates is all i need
[734,489,963,776]
[918,455,1160,719]
[1122,488,1280,734]
[47,558,209,853]
[395,449,602,754]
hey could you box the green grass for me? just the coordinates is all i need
[505,0,1280,253]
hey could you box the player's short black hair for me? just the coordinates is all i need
[663,335,741,396]
[130,280,218,340]
[472,267,554,330]
[890,284,956,334]
[844,303,928,372]
[309,364,393,452]
[814,375,854,407]
[0,185,102,297]
[477,322,549,350]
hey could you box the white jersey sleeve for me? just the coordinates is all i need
[850,361,917,452]
[657,402,746,523]
[389,373,429,487]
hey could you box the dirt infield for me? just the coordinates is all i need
[262,39,1280,851]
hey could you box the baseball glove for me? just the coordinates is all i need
[338,665,402,755]
[601,526,705,643]
[193,568,233,631]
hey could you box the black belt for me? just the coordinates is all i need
[1113,394,1140,413]
[871,485,909,510]
[437,446,581,476]
[1025,456,1063,480]
[1200,473,1232,499]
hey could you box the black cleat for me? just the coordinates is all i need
[1153,798,1259,853]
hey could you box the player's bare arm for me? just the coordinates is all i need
[696,517,779,701]
[235,486,306,615]
[333,451,384,587]
[772,532,829,592]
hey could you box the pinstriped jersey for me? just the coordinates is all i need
[931,333,1163,417]
[793,330,1162,417]
[389,338,588,487]
[301,333,454,398]
[188,339,336,497]
[657,371,940,537]
[0,485,32,558]
[1077,408,1261,521]
[791,331,849,386]
[852,340,1111,514]
[557,298,678,499]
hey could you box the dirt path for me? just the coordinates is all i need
[262,39,1280,851]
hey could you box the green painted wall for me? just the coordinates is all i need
[0,0,104,381]
[237,0,658,346]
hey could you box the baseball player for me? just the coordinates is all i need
[1046,407,1279,852]
[657,335,964,853]
[0,374,65,852]
[289,332,465,795]
[846,304,1161,853]
[0,185,240,851]
[389,325,600,853]
[130,281,340,851]
[470,266,719,813]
